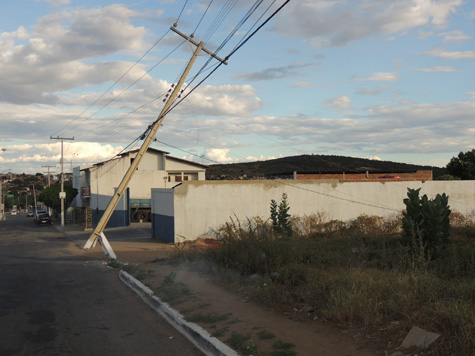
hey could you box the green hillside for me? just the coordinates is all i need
[206,154,446,180]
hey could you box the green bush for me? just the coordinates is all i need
[402,188,451,260]
[270,193,293,238]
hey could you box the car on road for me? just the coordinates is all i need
[11,209,17,216]
[26,210,34,217]
[35,213,51,225]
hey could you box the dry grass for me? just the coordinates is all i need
[173,212,475,356]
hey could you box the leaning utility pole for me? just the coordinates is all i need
[50,136,74,227]
[83,27,226,259]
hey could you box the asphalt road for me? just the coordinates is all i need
[0,214,203,356]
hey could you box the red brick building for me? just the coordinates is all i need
[292,170,432,183]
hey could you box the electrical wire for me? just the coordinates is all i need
[153,139,220,164]
[174,0,189,26]
[192,0,214,36]
[61,38,187,139]
[52,28,172,138]
[202,0,238,43]
[274,180,402,213]
[56,1,292,173]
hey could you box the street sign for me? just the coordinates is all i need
[59,192,66,199]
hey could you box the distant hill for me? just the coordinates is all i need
[206,154,446,180]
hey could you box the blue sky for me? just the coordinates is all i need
[0,0,474,174]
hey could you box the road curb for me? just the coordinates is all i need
[119,270,238,356]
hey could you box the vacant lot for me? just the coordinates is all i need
[115,212,474,356]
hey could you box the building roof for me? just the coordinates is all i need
[117,147,169,157]
[166,155,209,169]
[81,147,208,171]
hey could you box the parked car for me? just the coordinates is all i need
[35,213,51,225]
[11,209,17,216]
[26,210,34,217]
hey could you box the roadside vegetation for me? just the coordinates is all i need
[171,190,475,356]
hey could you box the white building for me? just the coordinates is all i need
[72,148,207,227]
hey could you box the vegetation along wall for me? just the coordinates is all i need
[152,180,475,243]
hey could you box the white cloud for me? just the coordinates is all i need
[0,142,123,173]
[439,30,471,43]
[204,148,234,163]
[273,0,463,47]
[182,84,263,117]
[291,82,316,88]
[421,48,475,59]
[366,156,383,161]
[357,72,401,81]
[412,66,456,72]
[36,0,70,6]
[0,5,149,105]
[245,155,277,162]
[325,95,351,109]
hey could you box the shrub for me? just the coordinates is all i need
[270,193,293,238]
[402,188,451,260]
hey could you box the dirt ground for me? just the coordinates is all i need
[97,240,401,356]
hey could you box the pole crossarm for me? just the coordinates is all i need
[170,26,227,65]
[84,30,221,254]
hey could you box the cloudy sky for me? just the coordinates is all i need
[0,0,474,174]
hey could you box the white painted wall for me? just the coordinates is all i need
[72,150,208,210]
[169,180,475,241]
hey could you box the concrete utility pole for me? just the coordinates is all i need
[83,27,226,258]
[1,169,12,221]
[42,165,55,187]
[0,149,7,221]
[0,179,3,221]
[50,136,74,227]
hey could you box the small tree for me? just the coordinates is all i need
[270,193,293,238]
[402,188,451,259]
[38,182,78,212]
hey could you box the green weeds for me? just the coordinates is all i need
[154,272,192,304]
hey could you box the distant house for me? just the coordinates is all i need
[72,148,208,227]
[272,170,433,182]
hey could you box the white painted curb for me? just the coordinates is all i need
[119,270,239,356]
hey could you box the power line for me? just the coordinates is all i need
[192,0,214,35]
[59,1,292,174]
[274,180,402,213]
[174,0,189,26]
[52,28,172,138]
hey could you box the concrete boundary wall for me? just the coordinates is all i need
[151,180,475,242]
